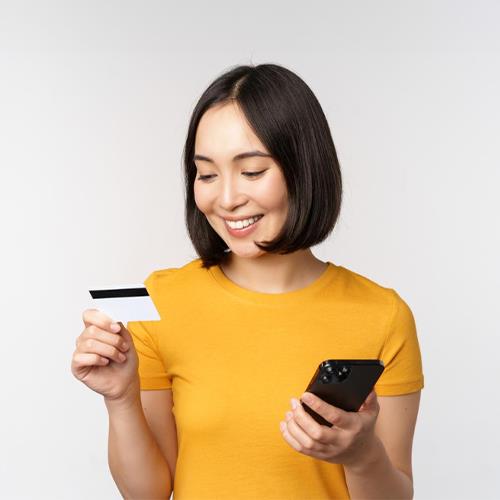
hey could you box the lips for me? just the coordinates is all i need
[224,214,263,228]
[221,214,264,222]
[224,215,264,237]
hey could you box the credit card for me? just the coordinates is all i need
[88,284,161,323]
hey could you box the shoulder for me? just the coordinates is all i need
[144,257,207,291]
[334,264,404,310]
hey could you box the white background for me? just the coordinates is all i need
[1,1,499,498]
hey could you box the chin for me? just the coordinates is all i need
[227,244,266,259]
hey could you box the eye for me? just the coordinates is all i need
[196,170,266,182]
[243,170,266,177]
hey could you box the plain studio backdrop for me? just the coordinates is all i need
[1,1,499,499]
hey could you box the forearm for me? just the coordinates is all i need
[343,436,413,499]
[105,396,172,500]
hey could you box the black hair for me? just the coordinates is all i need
[182,63,342,269]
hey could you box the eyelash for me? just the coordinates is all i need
[197,170,266,181]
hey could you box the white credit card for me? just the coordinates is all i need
[88,283,161,323]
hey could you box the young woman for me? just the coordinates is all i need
[72,63,424,499]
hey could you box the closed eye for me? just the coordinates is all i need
[197,170,267,181]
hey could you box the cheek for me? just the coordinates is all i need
[259,174,288,210]
[193,184,210,213]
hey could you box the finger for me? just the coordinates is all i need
[72,351,110,370]
[300,392,352,430]
[359,390,379,414]
[291,399,335,445]
[78,337,127,364]
[279,419,304,453]
[79,325,129,353]
[117,322,133,343]
[82,308,121,333]
[284,413,323,455]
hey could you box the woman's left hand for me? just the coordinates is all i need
[279,390,380,466]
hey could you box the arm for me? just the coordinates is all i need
[140,389,178,483]
[105,391,173,500]
[343,391,421,499]
[281,390,421,499]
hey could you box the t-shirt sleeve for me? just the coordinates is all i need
[126,272,172,390]
[126,319,172,390]
[375,290,425,396]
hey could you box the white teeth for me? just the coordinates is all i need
[226,215,262,229]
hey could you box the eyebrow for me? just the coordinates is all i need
[193,150,272,163]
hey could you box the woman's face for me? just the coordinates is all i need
[193,102,288,259]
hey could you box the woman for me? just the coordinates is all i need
[72,63,424,499]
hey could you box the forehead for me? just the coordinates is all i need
[195,102,267,158]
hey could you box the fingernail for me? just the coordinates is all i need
[110,323,120,332]
[118,353,126,361]
[301,393,312,404]
[286,411,292,419]
[291,398,298,409]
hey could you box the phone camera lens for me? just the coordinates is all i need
[319,363,351,384]
[337,365,350,382]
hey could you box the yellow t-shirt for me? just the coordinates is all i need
[127,258,424,500]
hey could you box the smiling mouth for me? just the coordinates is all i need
[224,214,264,230]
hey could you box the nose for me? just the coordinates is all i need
[218,174,249,212]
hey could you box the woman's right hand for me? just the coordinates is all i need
[71,309,140,403]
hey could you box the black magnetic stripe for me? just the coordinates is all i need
[89,287,149,299]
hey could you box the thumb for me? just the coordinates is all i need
[117,322,133,344]
[359,390,379,415]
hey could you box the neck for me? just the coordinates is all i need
[219,249,328,294]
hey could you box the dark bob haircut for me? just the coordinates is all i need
[183,63,342,269]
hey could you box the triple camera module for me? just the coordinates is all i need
[319,361,351,383]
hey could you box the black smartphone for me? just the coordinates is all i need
[301,359,385,427]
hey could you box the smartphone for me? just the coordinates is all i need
[301,359,385,427]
